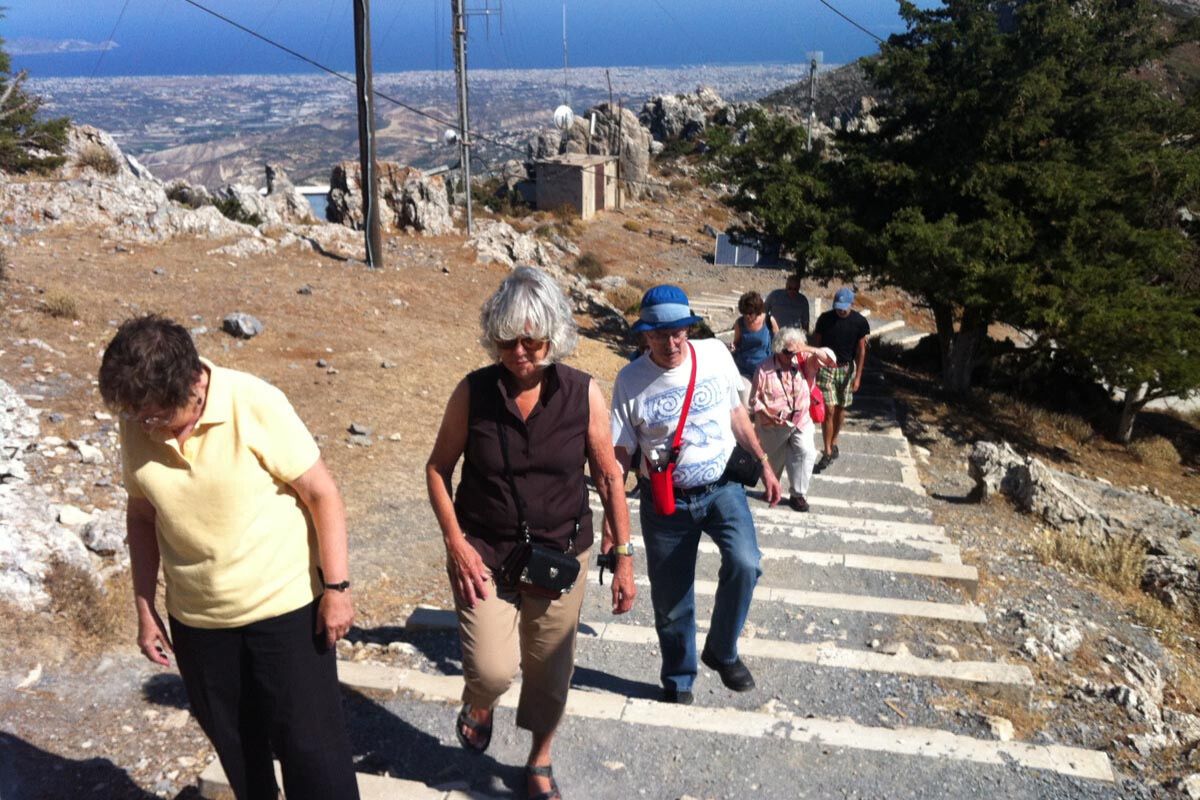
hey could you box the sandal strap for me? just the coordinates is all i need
[458,705,493,733]
[525,764,554,778]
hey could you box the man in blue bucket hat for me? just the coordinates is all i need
[811,287,870,472]
[609,285,781,704]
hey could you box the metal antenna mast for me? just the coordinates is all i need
[353,0,382,267]
[805,50,822,152]
[451,0,502,235]
[561,3,570,105]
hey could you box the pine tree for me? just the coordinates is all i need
[0,19,68,173]
[713,0,1200,439]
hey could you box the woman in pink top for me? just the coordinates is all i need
[748,328,836,512]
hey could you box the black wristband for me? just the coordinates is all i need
[323,580,350,592]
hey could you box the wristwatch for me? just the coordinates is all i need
[323,580,351,592]
[611,542,635,557]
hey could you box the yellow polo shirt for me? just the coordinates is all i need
[120,358,322,628]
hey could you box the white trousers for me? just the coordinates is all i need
[756,421,818,498]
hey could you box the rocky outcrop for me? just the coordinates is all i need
[0,380,100,610]
[212,164,317,228]
[969,441,1200,618]
[560,103,654,200]
[327,161,453,236]
[640,86,727,142]
[0,125,259,245]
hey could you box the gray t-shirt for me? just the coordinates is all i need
[765,288,810,333]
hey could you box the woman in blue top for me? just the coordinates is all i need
[731,291,777,378]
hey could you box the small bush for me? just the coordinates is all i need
[41,292,79,320]
[551,203,577,225]
[668,177,694,193]
[1048,412,1094,444]
[0,245,8,282]
[75,145,121,176]
[1129,595,1184,647]
[573,252,606,280]
[1129,435,1181,467]
[1033,530,1145,592]
[605,284,643,315]
[44,560,123,642]
[214,196,263,227]
[1010,399,1050,433]
[623,219,644,233]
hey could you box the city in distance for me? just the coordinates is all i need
[30,63,816,188]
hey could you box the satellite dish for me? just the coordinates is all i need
[443,128,459,146]
[553,105,575,131]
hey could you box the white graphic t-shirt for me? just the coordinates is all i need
[611,338,742,489]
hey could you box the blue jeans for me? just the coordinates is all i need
[640,479,762,692]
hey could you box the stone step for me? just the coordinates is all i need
[336,663,1112,784]
[627,535,978,595]
[403,608,1028,702]
[198,759,467,800]
[602,492,935,527]
[600,573,986,625]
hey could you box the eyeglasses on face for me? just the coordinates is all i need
[495,336,549,352]
[645,328,688,343]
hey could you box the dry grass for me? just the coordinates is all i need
[1129,435,1181,467]
[1032,529,1145,592]
[44,561,127,644]
[1129,594,1186,648]
[605,283,644,316]
[1048,412,1094,444]
[0,244,8,282]
[75,145,121,176]
[668,177,694,193]
[573,251,607,280]
[622,219,644,233]
[40,291,80,320]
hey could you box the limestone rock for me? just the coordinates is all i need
[57,505,92,528]
[80,508,126,557]
[70,440,104,465]
[970,440,1200,618]
[328,161,453,235]
[222,313,264,339]
[469,220,559,268]
[558,103,653,200]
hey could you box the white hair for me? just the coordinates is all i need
[772,326,808,354]
[479,265,578,363]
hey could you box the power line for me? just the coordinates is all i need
[815,0,884,44]
[173,0,669,191]
[91,0,133,78]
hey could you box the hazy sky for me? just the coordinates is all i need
[4,0,934,77]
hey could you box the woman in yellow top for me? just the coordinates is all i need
[100,315,359,800]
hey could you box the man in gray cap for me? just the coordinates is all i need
[610,285,781,705]
[811,287,870,472]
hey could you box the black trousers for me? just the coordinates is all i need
[170,599,360,800]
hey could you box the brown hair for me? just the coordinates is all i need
[98,315,203,413]
[738,291,765,315]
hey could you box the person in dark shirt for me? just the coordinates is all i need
[764,273,810,335]
[810,287,870,472]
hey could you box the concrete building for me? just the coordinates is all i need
[535,153,619,220]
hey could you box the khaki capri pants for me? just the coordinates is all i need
[453,549,590,735]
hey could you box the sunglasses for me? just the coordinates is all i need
[495,336,548,352]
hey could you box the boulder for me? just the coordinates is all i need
[263,164,317,225]
[222,313,264,339]
[526,130,562,161]
[328,161,453,235]
[81,508,126,557]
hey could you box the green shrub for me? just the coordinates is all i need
[214,196,262,227]
[573,252,606,280]
[76,145,120,176]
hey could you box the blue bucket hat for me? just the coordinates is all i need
[630,285,704,332]
[833,287,855,311]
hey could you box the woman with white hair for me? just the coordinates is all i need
[426,266,635,800]
[748,327,836,512]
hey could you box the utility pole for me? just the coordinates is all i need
[452,0,473,234]
[805,52,820,152]
[353,0,382,267]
